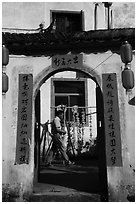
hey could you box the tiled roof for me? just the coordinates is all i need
[2,28,135,56]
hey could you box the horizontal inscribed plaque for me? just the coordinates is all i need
[52,54,83,68]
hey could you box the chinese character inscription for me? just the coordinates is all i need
[15,74,33,164]
[52,54,83,68]
[103,73,122,167]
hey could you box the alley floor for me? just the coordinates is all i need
[31,158,101,202]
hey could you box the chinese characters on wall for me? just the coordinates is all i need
[15,74,33,164]
[52,54,83,68]
[103,73,122,167]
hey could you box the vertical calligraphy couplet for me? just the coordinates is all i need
[15,74,33,164]
[102,73,122,167]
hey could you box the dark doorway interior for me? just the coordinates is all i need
[34,77,108,201]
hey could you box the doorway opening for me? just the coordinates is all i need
[34,70,108,201]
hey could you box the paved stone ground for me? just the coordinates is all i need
[31,191,101,202]
[31,158,101,202]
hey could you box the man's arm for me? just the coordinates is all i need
[54,118,66,135]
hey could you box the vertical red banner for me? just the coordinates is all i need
[15,74,33,164]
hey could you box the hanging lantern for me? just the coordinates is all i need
[122,68,134,90]
[120,41,133,64]
[2,73,9,93]
[2,45,9,66]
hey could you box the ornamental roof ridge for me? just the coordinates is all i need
[2,28,135,56]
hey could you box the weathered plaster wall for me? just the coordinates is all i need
[2,64,34,201]
[2,56,51,200]
[2,2,135,31]
[2,52,135,201]
[2,2,45,29]
[101,58,135,201]
[2,2,106,30]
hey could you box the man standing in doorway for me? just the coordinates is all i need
[46,110,73,166]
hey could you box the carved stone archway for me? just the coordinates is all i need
[33,65,101,99]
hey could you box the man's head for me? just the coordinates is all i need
[56,110,64,120]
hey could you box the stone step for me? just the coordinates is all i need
[30,192,101,202]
